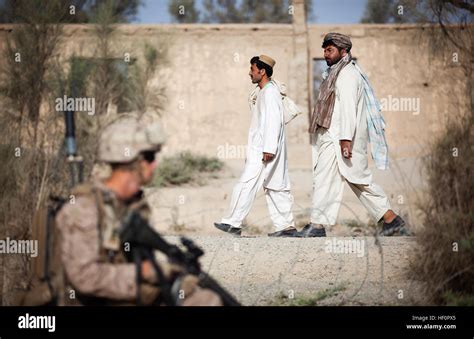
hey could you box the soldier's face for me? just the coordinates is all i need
[139,157,157,185]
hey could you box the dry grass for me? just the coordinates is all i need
[0,0,169,305]
[272,284,347,306]
[410,110,474,305]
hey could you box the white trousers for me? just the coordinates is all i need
[311,129,391,226]
[221,167,295,232]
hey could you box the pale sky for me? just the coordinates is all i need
[132,0,368,24]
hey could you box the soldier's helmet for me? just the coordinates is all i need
[98,117,166,163]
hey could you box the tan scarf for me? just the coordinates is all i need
[309,53,352,132]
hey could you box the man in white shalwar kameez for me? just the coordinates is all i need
[301,33,406,237]
[214,55,298,237]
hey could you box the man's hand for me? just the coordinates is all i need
[262,152,275,162]
[141,260,182,284]
[141,261,156,283]
[340,140,352,159]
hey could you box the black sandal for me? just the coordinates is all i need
[380,216,406,236]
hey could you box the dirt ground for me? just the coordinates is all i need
[165,235,424,306]
[147,152,427,306]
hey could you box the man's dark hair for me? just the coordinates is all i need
[250,56,273,77]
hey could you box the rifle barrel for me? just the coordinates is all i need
[64,110,77,157]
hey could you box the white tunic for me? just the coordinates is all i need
[240,81,290,191]
[326,62,372,185]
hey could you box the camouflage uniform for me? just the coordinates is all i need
[56,181,142,305]
[56,118,222,306]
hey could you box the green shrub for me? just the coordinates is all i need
[153,151,224,187]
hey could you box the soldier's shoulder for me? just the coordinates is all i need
[57,195,97,217]
[56,182,100,225]
[71,181,100,197]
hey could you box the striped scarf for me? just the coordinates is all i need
[309,53,352,133]
[352,62,389,170]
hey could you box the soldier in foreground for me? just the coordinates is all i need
[55,117,223,306]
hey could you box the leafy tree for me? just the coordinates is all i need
[168,0,200,23]
[169,0,312,23]
[0,0,142,23]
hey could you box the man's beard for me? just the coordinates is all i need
[326,55,342,66]
[251,76,260,84]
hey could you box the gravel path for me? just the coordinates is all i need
[165,235,424,306]
[150,156,426,306]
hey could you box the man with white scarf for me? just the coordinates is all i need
[214,55,298,237]
[302,33,406,237]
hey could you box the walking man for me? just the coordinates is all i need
[214,55,298,237]
[302,33,406,237]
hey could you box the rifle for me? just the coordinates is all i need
[63,109,83,187]
[120,210,241,306]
